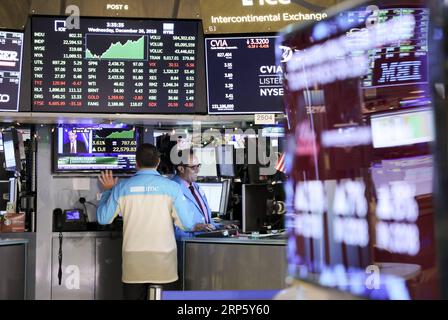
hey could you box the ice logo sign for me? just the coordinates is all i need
[279,45,293,63]
[54,5,80,31]
[54,20,67,32]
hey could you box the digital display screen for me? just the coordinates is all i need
[340,8,429,88]
[54,123,139,173]
[0,31,24,112]
[197,182,224,213]
[1,129,20,171]
[217,145,235,177]
[194,147,218,177]
[32,17,204,114]
[3,136,17,170]
[205,35,283,114]
[65,210,80,220]
[371,108,434,148]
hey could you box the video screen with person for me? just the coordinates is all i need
[54,124,139,173]
[60,128,90,154]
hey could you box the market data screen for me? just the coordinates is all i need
[205,35,284,114]
[340,8,429,88]
[32,17,203,113]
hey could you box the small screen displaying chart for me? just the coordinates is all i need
[32,17,203,114]
[371,108,434,148]
[54,123,139,173]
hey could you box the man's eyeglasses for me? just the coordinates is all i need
[182,164,201,170]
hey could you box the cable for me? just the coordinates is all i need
[79,197,91,222]
[85,201,97,208]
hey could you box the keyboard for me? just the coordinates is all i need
[194,228,239,238]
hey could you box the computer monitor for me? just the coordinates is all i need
[245,136,276,183]
[194,147,217,177]
[242,183,284,233]
[216,145,236,177]
[155,133,176,175]
[371,107,434,148]
[1,129,22,172]
[196,181,230,216]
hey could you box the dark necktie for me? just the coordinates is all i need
[189,184,209,223]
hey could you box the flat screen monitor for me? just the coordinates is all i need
[0,30,24,112]
[53,123,139,173]
[261,127,285,138]
[194,147,217,177]
[31,16,205,114]
[371,107,434,148]
[196,181,229,216]
[245,136,276,183]
[353,5,430,113]
[205,34,283,114]
[371,155,433,197]
[1,129,21,172]
[216,144,235,177]
[242,183,284,233]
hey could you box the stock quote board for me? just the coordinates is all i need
[0,31,24,112]
[32,16,204,114]
[205,35,284,114]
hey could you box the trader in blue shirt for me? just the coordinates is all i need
[97,143,194,300]
[171,149,217,238]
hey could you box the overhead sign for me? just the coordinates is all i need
[200,0,335,34]
[254,113,276,124]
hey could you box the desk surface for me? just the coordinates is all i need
[51,231,122,238]
[183,235,287,245]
